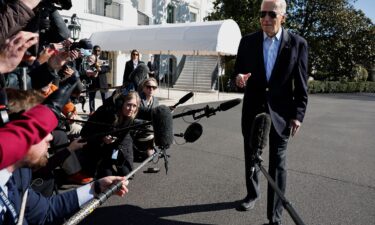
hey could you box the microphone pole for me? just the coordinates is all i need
[249,113,305,225]
[254,155,306,225]
[63,149,161,225]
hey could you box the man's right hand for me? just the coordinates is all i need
[0,31,39,73]
[235,73,251,88]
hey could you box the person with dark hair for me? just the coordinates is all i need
[233,0,308,224]
[85,45,111,114]
[122,49,144,87]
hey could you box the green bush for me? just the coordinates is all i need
[308,80,375,93]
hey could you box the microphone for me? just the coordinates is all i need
[183,122,203,143]
[173,92,194,108]
[151,105,174,149]
[249,113,271,151]
[174,123,203,143]
[193,98,241,120]
[130,63,148,88]
[248,113,271,179]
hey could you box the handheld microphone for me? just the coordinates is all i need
[151,105,173,149]
[173,92,194,108]
[193,98,242,120]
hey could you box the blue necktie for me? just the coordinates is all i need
[266,37,277,81]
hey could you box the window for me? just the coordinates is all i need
[167,5,175,23]
[189,12,197,22]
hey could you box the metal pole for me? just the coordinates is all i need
[217,54,220,100]
[63,151,159,225]
[258,164,306,225]
[22,67,27,90]
[167,50,170,99]
[192,50,197,103]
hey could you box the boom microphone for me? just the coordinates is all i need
[151,105,173,149]
[131,63,149,89]
[219,98,242,111]
[173,92,194,108]
[249,113,271,151]
[248,113,271,179]
[193,98,242,120]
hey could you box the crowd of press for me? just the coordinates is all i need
[0,0,169,224]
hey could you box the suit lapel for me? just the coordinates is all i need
[255,31,267,82]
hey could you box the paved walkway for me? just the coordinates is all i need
[77,88,244,114]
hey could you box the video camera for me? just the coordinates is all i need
[40,0,73,11]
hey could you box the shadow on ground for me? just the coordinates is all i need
[79,200,242,225]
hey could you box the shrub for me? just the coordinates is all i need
[308,80,375,93]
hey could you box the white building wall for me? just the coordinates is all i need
[60,0,214,86]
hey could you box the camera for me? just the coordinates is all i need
[41,0,72,10]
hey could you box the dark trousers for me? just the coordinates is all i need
[244,123,289,223]
[89,90,108,113]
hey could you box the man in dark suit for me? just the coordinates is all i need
[122,49,144,87]
[86,45,111,114]
[232,0,308,225]
[0,133,129,225]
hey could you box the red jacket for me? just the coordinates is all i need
[0,104,57,169]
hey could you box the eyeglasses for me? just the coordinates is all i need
[260,11,278,19]
[146,85,157,90]
[132,53,139,56]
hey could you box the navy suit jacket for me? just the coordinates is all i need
[5,168,79,225]
[233,29,308,142]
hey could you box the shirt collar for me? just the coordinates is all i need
[263,27,283,41]
[0,169,12,187]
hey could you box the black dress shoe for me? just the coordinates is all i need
[237,199,256,211]
[263,222,282,225]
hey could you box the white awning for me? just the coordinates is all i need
[89,19,242,56]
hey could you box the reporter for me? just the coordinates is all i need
[0,133,128,225]
[0,82,76,169]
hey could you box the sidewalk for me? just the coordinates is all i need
[77,88,244,114]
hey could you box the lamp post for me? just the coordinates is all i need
[68,14,81,41]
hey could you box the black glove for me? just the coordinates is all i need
[42,81,78,119]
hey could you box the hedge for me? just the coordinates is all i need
[308,81,375,93]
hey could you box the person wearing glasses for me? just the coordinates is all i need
[86,45,111,114]
[122,49,144,88]
[232,0,308,225]
[132,78,159,171]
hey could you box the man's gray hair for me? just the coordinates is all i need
[261,0,287,15]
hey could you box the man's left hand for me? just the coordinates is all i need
[97,176,129,197]
[290,119,301,137]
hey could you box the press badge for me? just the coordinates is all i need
[111,149,119,160]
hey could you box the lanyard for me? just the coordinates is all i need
[0,185,18,224]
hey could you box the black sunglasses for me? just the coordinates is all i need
[146,85,157,90]
[260,11,278,19]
